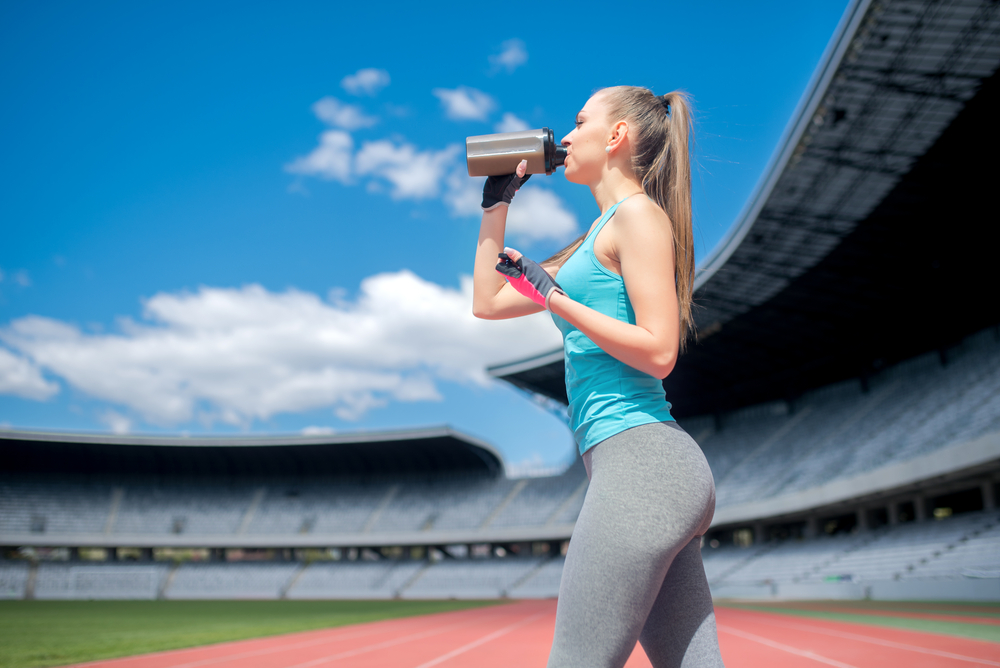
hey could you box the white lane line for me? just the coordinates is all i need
[283,611,511,668]
[162,616,437,668]
[717,625,859,668]
[729,614,1000,666]
[412,611,550,668]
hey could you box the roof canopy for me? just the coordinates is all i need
[0,427,505,479]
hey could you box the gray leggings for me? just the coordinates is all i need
[547,422,725,668]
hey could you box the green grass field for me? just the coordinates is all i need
[0,599,503,668]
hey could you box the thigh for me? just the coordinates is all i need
[547,423,716,668]
[639,538,725,668]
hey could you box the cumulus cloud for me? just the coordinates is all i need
[494,112,530,133]
[311,97,377,130]
[505,187,580,242]
[443,169,485,218]
[433,86,495,121]
[341,68,391,96]
[1,273,561,427]
[301,426,336,435]
[355,140,461,199]
[489,39,528,73]
[441,172,579,245]
[100,410,132,435]
[285,130,353,182]
[0,347,59,400]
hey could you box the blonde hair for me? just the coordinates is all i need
[547,86,696,349]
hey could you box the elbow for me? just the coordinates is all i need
[648,351,677,380]
[472,301,495,320]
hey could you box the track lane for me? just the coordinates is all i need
[64,600,1000,668]
[715,607,1000,668]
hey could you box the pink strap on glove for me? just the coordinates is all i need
[496,248,565,311]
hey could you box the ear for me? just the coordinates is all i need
[607,120,629,154]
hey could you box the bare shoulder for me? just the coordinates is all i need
[611,196,672,246]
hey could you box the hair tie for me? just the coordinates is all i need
[660,95,671,114]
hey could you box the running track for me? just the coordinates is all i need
[68,599,1000,668]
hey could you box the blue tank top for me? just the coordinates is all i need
[551,198,675,455]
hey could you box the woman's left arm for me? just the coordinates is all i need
[547,201,680,379]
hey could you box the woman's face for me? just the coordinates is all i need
[561,93,612,185]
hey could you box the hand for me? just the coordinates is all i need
[495,247,565,311]
[482,159,530,211]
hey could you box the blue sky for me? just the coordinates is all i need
[0,0,848,474]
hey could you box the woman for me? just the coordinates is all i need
[472,86,724,668]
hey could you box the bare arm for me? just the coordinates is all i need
[472,205,548,320]
[471,161,553,320]
[547,198,680,378]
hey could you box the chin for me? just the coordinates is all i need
[563,164,584,184]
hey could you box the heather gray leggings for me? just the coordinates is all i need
[548,422,724,668]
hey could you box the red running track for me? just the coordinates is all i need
[67,600,1000,668]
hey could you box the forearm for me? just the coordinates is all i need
[548,292,677,379]
[472,208,542,319]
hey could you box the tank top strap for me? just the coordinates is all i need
[582,197,630,250]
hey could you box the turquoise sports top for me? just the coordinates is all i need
[551,197,675,455]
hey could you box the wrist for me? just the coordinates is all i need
[545,288,567,312]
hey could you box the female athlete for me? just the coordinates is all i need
[472,86,724,668]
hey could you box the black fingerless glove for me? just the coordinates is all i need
[496,250,565,311]
[482,172,531,211]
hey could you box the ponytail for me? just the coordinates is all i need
[646,90,695,350]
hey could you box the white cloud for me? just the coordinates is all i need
[505,187,579,242]
[1,273,561,427]
[301,426,336,435]
[356,140,461,199]
[489,39,528,73]
[100,409,132,435]
[341,68,391,96]
[285,130,353,182]
[444,169,485,218]
[442,172,580,245]
[0,347,59,400]
[432,87,495,121]
[494,112,530,133]
[311,97,377,130]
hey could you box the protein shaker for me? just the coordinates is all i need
[466,127,567,177]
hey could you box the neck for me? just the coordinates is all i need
[590,167,644,213]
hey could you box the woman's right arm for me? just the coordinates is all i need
[472,204,546,320]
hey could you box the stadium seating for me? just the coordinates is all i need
[507,556,564,598]
[166,562,302,599]
[288,560,426,599]
[3,332,997,546]
[702,509,1000,587]
[402,557,547,599]
[1,327,997,600]
[0,562,30,599]
[33,563,170,600]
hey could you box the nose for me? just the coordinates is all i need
[560,130,572,146]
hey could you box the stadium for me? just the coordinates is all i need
[2,0,999,665]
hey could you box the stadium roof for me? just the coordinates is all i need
[0,427,505,479]
[491,0,1000,417]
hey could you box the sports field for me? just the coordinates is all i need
[1,598,997,668]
